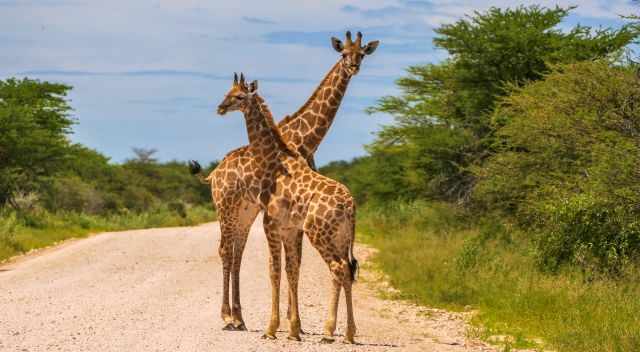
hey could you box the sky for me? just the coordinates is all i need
[1,0,637,166]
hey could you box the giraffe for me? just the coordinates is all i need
[189,31,378,331]
[217,75,359,343]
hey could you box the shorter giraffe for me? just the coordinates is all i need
[217,75,359,343]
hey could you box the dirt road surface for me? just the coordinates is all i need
[0,220,499,352]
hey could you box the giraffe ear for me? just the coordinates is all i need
[248,80,258,94]
[331,37,344,52]
[364,40,379,55]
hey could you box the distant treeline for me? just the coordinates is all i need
[320,5,640,274]
[0,78,217,216]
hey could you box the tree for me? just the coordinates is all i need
[131,147,158,164]
[0,78,74,207]
[473,61,640,271]
[367,5,639,202]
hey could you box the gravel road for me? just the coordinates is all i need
[0,219,499,352]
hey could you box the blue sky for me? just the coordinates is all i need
[1,0,637,165]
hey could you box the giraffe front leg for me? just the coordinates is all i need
[230,232,249,331]
[262,218,282,339]
[219,239,234,330]
[286,230,306,335]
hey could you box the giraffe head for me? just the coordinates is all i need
[331,31,379,76]
[217,73,257,115]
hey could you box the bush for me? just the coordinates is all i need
[168,201,187,218]
[536,194,640,274]
[358,201,640,351]
[0,212,23,258]
[41,176,105,214]
[472,61,640,273]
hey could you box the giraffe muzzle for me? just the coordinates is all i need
[217,105,228,115]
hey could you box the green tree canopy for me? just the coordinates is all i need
[367,5,639,202]
[474,61,640,271]
[0,78,74,206]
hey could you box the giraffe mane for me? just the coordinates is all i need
[278,61,341,126]
[254,95,299,157]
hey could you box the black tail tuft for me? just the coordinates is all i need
[188,160,202,175]
[349,257,359,282]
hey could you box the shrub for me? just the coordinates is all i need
[0,212,23,255]
[41,176,105,214]
[536,194,640,274]
[168,201,187,218]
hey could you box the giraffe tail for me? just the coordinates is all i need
[188,160,211,185]
[348,211,359,282]
[349,249,359,282]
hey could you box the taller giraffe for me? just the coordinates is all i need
[190,31,378,331]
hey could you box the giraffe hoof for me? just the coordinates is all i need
[343,338,357,344]
[222,323,236,331]
[233,322,247,331]
[319,337,335,344]
[261,333,277,340]
[287,335,302,342]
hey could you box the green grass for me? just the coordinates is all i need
[0,205,215,262]
[358,201,640,352]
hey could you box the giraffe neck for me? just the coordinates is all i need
[243,96,293,160]
[278,60,352,158]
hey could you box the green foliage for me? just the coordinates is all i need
[366,5,638,202]
[537,194,640,274]
[0,78,215,215]
[0,77,218,263]
[0,78,74,206]
[474,61,640,272]
[320,154,417,204]
[359,202,640,352]
[40,176,104,214]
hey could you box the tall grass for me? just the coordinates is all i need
[0,205,215,262]
[358,201,640,351]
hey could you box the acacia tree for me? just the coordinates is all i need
[367,6,639,202]
[0,78,74,207]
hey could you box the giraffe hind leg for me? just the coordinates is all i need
[343,275,357,344]
[304,216,357,344]
[282,230,303,341]
[319,278,341,344]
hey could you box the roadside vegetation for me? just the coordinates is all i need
[358,202,640,351]
[0,79,217,262]
[321,5,640,351]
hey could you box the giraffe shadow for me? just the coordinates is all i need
[255,330,402,348]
